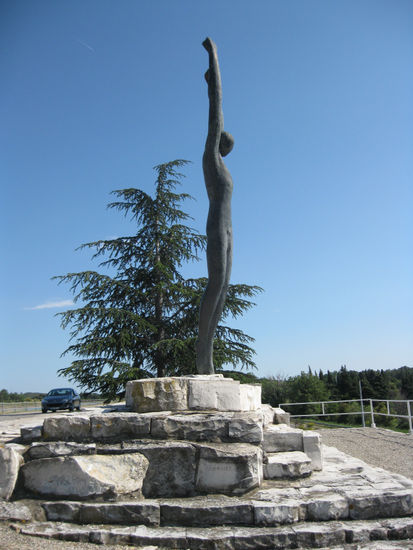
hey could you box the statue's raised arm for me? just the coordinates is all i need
[196,38,234,375]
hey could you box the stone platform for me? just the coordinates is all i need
[4,445,413,549]
[2,376,413,548]
[125,374,262,412]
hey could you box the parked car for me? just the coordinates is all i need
[41,388,81,413]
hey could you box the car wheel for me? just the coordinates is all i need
[42,408,47,413]
[76,404,81,411]
[68,405,74,412]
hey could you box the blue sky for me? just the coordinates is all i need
[1,0,412,393]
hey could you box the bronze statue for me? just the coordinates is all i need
[196,38,234,375]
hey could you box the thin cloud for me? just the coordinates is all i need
[24,300,74,311]
[74,37,95,53]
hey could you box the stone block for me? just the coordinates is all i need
[0,446,23,500]
[43,500,160,526]
[262,424,303,452]
[188,377,242,411]
[90,413,151,440]
[306,492,349,520]
[227,412,263,444]
[263,451,312,479]
[160,499,253,526]
[151,413,228,442]
[195,442,263,495]
[253,500,306,525]
[126,377,188,413]
[133,441,197,498]
[42,415,91,441]
[303,431,323,470]
[22,453,149,499]
[273,407,291,425]
[20,425,42,443]
[0,501,32,521]
[261,404,276,426]
[25,441,96,461]
[239,384,262,411]
[346,489,413,520]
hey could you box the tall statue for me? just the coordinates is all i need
[196,37,234,375]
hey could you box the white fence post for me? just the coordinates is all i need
[321,402,325,415]
[360,398,366,428]
[369,399,376,428]
[407,401,413,435]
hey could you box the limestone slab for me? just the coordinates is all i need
[262,423,304,452]
[20,425,42,443]
[43,500,160,526]
[126,377,188,413]
[90,413,151,440]
[151,413,228,442]
[303,431,323,470]
[253,499,306,525]
[160,499,253,526]
[195,442,262,495]
[264,451,312,479]
[22,453,149,499]
[25,441,96,460]
[0,500,32,521]
[273,407,291,425]
[227,412,263,444]
[42,415,90,441]
[111,441,198,498]
[0,446,23,500]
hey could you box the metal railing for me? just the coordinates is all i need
[279,398,413,434]
[0,399,105,415]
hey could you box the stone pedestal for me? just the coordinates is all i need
[125,375,262,413]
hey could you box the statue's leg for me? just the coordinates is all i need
[196,235,227,374]
[204,232,233,361]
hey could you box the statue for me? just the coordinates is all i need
[196,37,234,375]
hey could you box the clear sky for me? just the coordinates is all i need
[1,0,412,393]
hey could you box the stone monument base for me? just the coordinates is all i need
[125,374,262,413]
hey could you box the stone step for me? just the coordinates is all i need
[41,483,413,527]
[264,451,312,479]
[15,517,413,549]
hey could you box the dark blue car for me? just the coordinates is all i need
[41,388,81,413]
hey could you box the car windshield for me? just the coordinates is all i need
[48,389,72,396]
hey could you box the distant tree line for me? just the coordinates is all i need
[224,365,413,431]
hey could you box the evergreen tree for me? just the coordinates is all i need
[55,160,262,399]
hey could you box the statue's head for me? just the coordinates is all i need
[219,131,234,157]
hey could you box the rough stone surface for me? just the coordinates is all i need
[0,501,32,521]
[43,500,160,526]
[273,407,291,425]
[97,440,198,498]
[22,453,149,499]
[306,492,349,521]
[17,519,413,549]
[42,416,90,442]
[253,499,306,525]
[20,425,42,443]
[126,377,188,413]
[239,384,262,411]
[303,431,323,470]
[126,375,262,413]
[262,423,304,452]
[90,413,151,440]
[227,412,263,444]
[195,442,262,495]
[151,413,228,442]
[264,451,312,479]
[160,499,253,526]
[0,446,23,500]
[25,441,96,461]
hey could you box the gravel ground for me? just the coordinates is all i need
[317,427,413,480]
[1,423,413,549]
